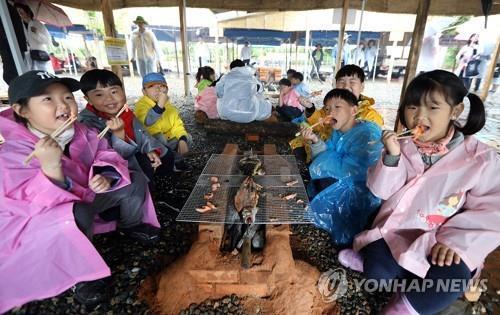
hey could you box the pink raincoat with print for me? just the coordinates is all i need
[0,109,159,313]
[353,136,500,278]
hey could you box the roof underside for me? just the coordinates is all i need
[52,0,500,16]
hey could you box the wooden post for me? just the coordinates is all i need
[399,0,431,103]
[480,38,500,101]
[335,0,350,79]
[179,0,190,96]
[100,0,122,80]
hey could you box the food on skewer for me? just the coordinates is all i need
[296,199,304,204]
[196,205,212,213]
[411,124,426,140]
[204,192,214,200]
[206,201,217,210]
[283,193,297,200]
[210,176,219,183]
[286,179,299,187]
[211,182,221,191]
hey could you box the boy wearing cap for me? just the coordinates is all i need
[130,16,163,77]
[79,69,175,185]
[135,72,190,170]
[0,71,161,311]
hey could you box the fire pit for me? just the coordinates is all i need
[140,144,335,314]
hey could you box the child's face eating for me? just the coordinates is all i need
[335,75,364,99]
[404,91,463,142]
[143,83,168,102]
[14,83,77,135]
[279,85,292,94]
[85,83,126,115]
[323,97,358,133]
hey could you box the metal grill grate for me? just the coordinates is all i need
[176,155,312,224]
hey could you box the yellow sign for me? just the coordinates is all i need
[104,37,129,65]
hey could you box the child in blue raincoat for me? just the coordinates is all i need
[302,89,382,246]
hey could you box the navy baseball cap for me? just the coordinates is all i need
[142,72,167,88]
[8,70,80,104]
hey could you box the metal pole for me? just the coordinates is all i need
[0,0,27,75]
[372,38,380,81]
[356,0,366,46]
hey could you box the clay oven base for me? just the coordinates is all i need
[141,224,337,314]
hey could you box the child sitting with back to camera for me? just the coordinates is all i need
[79,69,175,186]
[195,66,216,94]
[302,88,383,247]
[339,70,500,314]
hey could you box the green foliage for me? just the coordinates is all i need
[443,47,460,70]
[442,16,471,36]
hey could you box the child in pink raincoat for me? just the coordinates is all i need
[338,70,500,314]
[0,71,161,312]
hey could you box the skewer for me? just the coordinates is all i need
[367,126,424,145]
[294,115,334,137]
[24,115,77,165]
[97,104,130,139]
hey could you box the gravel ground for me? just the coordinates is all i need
[5,73,500,315]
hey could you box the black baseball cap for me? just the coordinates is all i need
[8,70,80,104]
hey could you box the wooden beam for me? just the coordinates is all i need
[480,38,500,101]
[179,0,190,96]
[100,0,122,80]
[395,0,430,131]
[335,0,350,81]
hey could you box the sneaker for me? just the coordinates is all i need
[173,160,191,172]
[73,279,109,308]
[338,249,364,272]
[119,223,160,245]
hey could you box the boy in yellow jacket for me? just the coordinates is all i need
[135,72,190,171]
[291,64,384,163]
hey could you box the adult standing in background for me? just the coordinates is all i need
[0,1,27,84]
[416,25,442,74]
[310,43,324,79]
[351,40,366,68]
[364,39,377,78]
[332,33,351,70]
[15,3,53,73]
[240,41,252,65]
[455,33,480,90]
[130,16,163,77]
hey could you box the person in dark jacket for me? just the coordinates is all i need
[0,1,27,84]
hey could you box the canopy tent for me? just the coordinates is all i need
[297,30,381,46]
[135,25,209,42]
[46,24,97,40]
[47,0,500,16]
[223,28,292,46]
